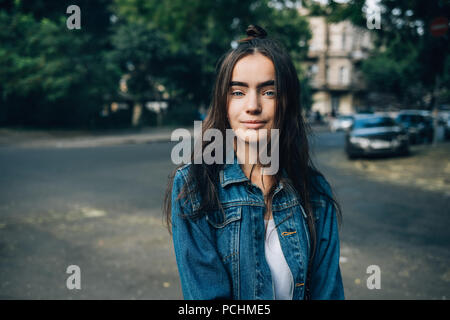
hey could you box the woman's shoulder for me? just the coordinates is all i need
[172,163,200,215]
[174,163,192,183]
[308,169,334,213]
[311,172,332,196]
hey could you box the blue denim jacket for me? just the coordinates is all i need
[171,155,344,300]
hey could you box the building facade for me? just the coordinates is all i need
[301,12,373,116]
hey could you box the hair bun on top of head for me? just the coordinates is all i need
[239,24,267,42]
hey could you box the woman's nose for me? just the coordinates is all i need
[246,91,261,114]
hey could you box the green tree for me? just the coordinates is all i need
[112,0,312,117]
[109,20,170,102]
[0,0,313,128]
[0,1,121,128]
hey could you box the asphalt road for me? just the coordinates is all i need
[0,131,449,299]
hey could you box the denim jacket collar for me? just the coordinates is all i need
[219,154,249,188]
[219,151,287,193]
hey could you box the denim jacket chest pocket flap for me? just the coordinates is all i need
[205,205,242,229]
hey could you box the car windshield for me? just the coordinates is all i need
[338,115,353,121]
[353,117,396,129]
[397,114,426,123]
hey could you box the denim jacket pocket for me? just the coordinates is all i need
[206,205,242,229]
[205,205,242,299]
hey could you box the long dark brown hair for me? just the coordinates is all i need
[163,24,342,260]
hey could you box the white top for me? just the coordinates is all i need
[264,218,293,300]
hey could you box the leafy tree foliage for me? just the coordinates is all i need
[0,1,120,127]
[112,0,312,111]
[0,0,312,127]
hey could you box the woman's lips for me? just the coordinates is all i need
[241,121,267,129]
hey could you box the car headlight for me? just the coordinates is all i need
[350,136,370,148]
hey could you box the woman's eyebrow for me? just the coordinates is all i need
[229,80,275,88]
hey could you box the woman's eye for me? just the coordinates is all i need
[264,90,275,97]
[231,91,244,96]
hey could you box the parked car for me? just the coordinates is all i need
[345,115,410,159]
[438,111,450,140]
[395,110,434,144]
[330,114,354,132]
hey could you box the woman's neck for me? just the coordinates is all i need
[235,138,257,166]
[235,141,275,195]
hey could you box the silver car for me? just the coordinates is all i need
[330,115,354,132]
[345,115,410,159]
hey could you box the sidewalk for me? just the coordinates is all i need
[0,126,193,148]
[0,123,329,148]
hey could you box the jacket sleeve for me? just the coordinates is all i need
[309,178,345,300]
[171,169,233,300]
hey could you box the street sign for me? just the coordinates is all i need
[430,17,448,37]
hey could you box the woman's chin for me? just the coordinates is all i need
[234,128,261,144]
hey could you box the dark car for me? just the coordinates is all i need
[345,115,410,159]
[441,112,450,140]
[395,110,434,144]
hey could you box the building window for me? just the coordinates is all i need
[339,66,348,85]
[342,29,346,50]
[326,65,331,84]
[331,95,340,114]
[308,64,318,75]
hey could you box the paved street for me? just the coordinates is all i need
[311,132,450,299]
[0,129,449,299]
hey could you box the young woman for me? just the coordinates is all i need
[163,25,344,300]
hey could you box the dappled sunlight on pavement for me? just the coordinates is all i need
[318,143,450,196]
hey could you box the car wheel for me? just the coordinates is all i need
[347,152,357,160]
[400,147,410,156]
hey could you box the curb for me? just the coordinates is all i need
[0,126,330,148]
[0,128,194,149]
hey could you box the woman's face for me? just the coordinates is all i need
[227,52,276,143]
